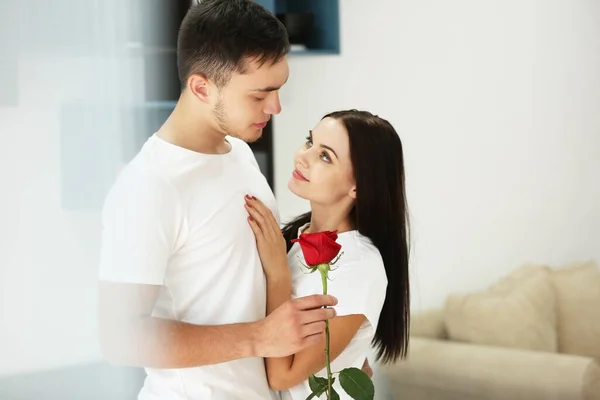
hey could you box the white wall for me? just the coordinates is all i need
[274,0,600,310]
[0,2,142,377]
[0,106,101,378]
[0,57,141,377]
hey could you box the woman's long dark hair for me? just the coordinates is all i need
[281,110,410,365]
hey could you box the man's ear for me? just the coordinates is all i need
[188,73,213,104]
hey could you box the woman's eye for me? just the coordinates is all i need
[320,152,331,163]
[305,136,313,147]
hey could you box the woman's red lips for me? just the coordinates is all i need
[292,169,309,181]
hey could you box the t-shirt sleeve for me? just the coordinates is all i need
[327,259,387,332]
[98,166,184,285]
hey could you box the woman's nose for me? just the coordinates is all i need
[295,152,309,169]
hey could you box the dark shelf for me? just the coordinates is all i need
[248,120,275,191]
[255,0,340,54]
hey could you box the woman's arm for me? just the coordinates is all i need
[261,251,366,391]
[245,196,366,390]
[267,278,365,390]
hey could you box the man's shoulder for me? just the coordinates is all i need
[106,147,177,209]
[113,135,181,190]
[104,169,174,218]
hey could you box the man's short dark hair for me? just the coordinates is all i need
[177,0,290,89]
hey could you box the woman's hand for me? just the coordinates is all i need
[244,195,289,278]
[361,357,373,378]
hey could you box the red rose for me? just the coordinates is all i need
[291,231,342,266]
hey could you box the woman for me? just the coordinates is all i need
[244,110,410,399]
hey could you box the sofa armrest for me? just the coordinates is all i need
[379,337,600,400]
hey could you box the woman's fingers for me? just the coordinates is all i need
[244,200,266,227]
[244,197,270,232]
[251,197,279,226]
[247,214,262,237]
[245,195,279,235]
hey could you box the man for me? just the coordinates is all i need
[97,1,336,399]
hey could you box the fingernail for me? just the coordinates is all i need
[248,216,253,221]
[251,196,257,200]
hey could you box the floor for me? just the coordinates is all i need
[0,362,145,400]
[0,362,394,399]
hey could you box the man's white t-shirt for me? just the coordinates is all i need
[280,224,388,400]
[99,134,280,400]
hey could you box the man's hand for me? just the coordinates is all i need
[255,294,337,358]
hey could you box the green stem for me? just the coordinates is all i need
[320,265,332,399]
[325,320,331,399]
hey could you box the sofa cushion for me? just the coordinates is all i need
[550,261,600,359]
[443,265,557,352]
[410,309,448,339]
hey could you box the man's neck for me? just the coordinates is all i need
[157,98,230,155]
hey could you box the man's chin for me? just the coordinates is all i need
[231,129,263,143]
[249,133,264,143]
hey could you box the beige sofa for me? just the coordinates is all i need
[380,261,600,400]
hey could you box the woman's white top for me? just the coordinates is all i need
[280,224,388,400]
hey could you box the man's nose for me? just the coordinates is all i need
[264,92,282,115]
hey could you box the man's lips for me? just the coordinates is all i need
[253,121,268,128]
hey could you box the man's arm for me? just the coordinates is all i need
[97,281,337,368]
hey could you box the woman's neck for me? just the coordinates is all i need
[306,202,354,234]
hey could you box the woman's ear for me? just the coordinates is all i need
[348,185,357,199]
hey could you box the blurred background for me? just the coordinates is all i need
[0,0,599,399]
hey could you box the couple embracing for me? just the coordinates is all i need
[97,1,410,399]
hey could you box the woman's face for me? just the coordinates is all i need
[288,117,356,206]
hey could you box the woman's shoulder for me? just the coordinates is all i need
[335,231,387,281]
[337,231,381,261]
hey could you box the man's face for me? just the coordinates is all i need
[213,56,289,142]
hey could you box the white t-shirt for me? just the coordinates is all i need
[99,134,280,400]
[280,224,388,400]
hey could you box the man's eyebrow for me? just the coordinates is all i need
[251,76,289,92]
[251,85,281,92]
[309,130,338,159]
